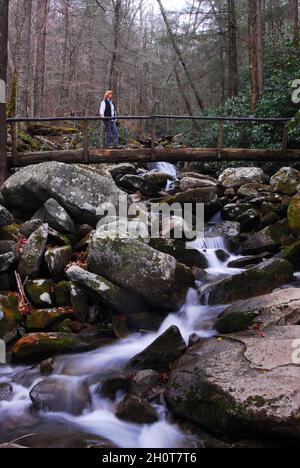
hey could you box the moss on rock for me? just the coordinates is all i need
[0,224,20,242]
[25,308,74,331]
[288,193,300,232]
[12,332,86,362]
[0,294,21,338]
[55,281,71,307]
[26,279,55,308]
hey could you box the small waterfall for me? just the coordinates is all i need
[189,236,243,276]
[149,162,177,190]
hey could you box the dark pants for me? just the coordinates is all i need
[103,120,119,147]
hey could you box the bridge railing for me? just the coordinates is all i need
[6,114,293,166]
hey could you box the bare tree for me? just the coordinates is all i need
[156,0,204,112]
[33,0,50,116]
[17,0,33,118]
[0,0,9,184]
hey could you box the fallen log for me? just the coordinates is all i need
[9,147,300,167]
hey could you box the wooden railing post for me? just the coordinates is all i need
[83,120,89,163]
[151,116,156,160]
[11,121,19,166]
[217,121,224,159]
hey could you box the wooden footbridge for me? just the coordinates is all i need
[6,115,300,167]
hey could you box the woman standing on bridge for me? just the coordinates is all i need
[99,90,119,149]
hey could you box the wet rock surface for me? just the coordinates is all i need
[216,288,300,333]
[202,258,294,305]
[127,326,187,371]
[166,326,300,439]
[116,394,159,424]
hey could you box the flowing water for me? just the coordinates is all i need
[0,164,246,448]
[150,162,177,191]
[0,230,240,448]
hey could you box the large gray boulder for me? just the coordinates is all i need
[219,167,268,189]
[216,288,300,333]
[87,231,195,310]
[1,162,127,225]
[32,198,76,234]
[18,224,49,280]
[166,326,300,439]
[201,258,294,305]
[66,266,136,315]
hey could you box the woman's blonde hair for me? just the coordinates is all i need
[104,90,113,100]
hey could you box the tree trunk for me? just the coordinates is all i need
[108,0,122,97]
[17,0,33,118]
[248,0,264,111]
[59,0,70,114]
[257,0,264,93]
[33,0,50,116]
[156,0,204,112]
[228,0,239,97]
[293,0,299,42]
[0,0,9,184]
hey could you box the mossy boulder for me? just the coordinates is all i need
[55,281,71,307]
[25,308,74,331]
[202,258,294,305]
[66,266,138,315]
[18,224,49,280]
[280,240,300,269]
[0,205,14,228]
[216,288,300,333]
[88,231,195,311]
[1,162,127,225]
[0,224,20,242]
[270,167,300,195]
[219,167,268,189]
[127,326,187,371]
[241,219,293,255]
[288,193,300,232]
[12,332,88,362]
[166,326,300,439]
[26,279,55,308]
[44,245,72,280]
[0,294,21,339]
